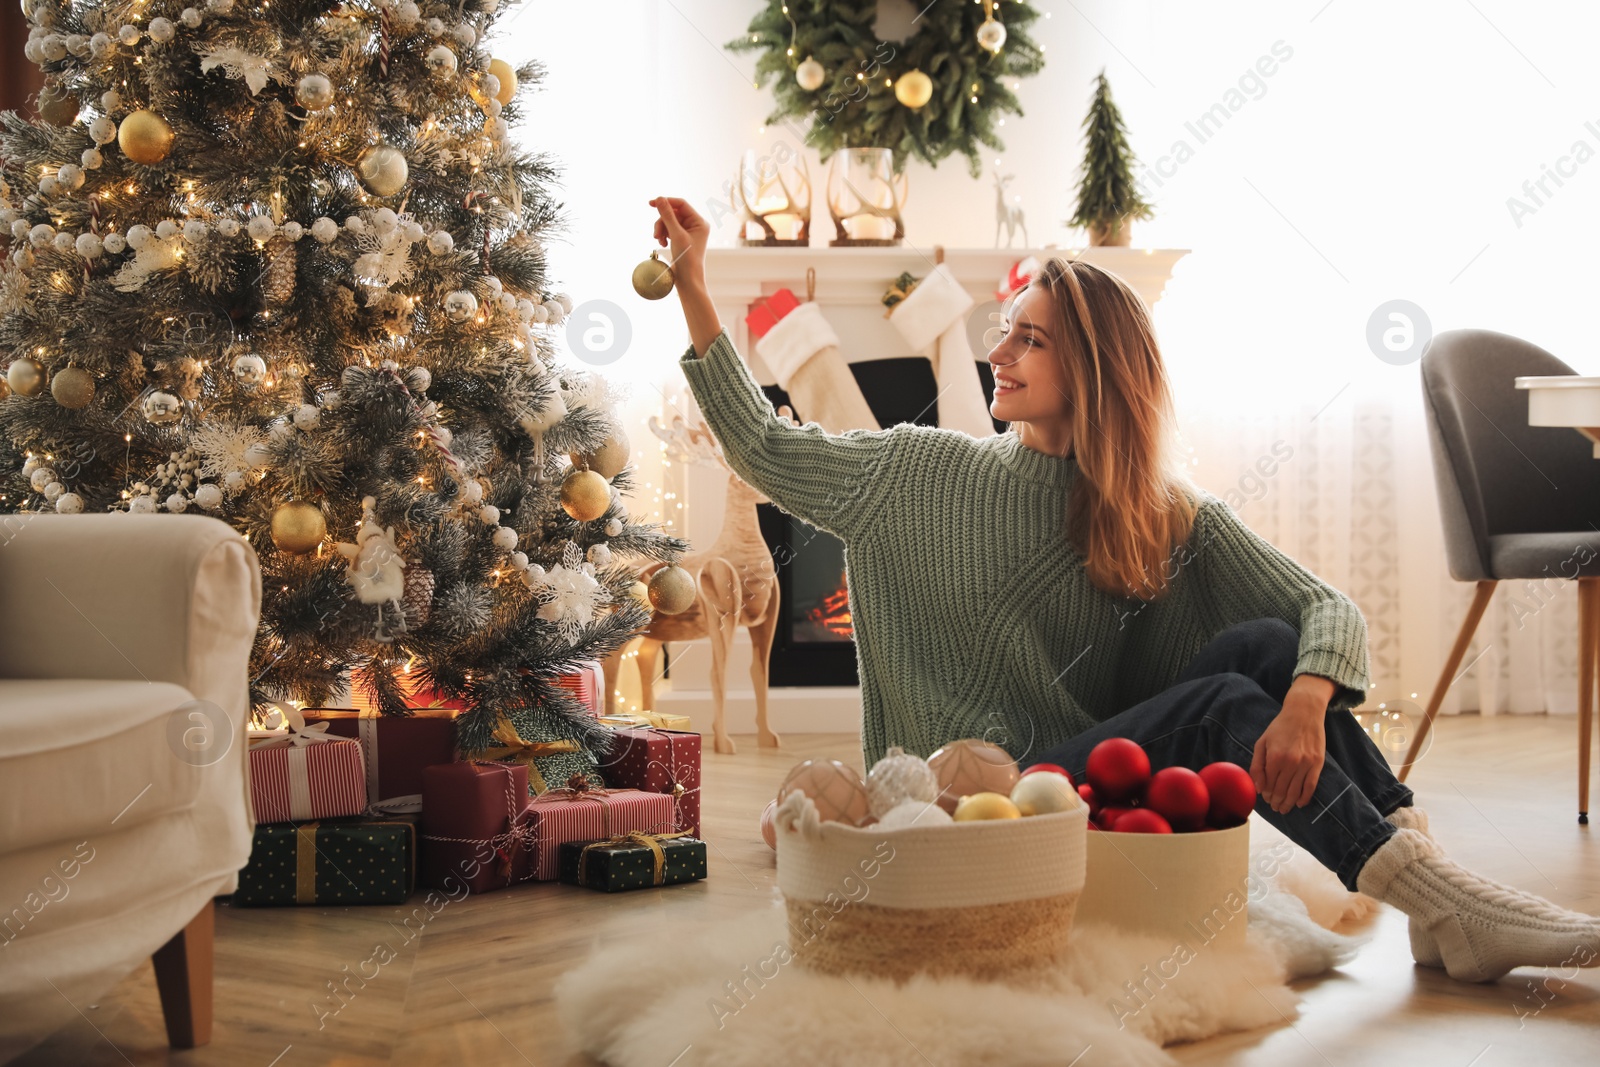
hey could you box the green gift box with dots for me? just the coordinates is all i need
[233,817,416,907]
[557,834,707,893]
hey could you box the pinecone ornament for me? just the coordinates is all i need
[402,566,435,628]
[262,235,298,308]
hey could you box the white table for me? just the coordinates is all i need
[1515,375,1600,456]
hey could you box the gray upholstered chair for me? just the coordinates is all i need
[1410,328,1600,822]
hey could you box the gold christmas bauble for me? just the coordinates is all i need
[270,500,327,554]
[631,250,674,301]
[0,376,10,401]
[50,365,95,409]
[488,58,518,105]
[7,358,45,397]
[118,109,175,165]
[952,791,1022,821]
[647,564,696,615]
[38,84,80,127]
[894,69,934,110]
[559,467,611,522]
[571,429,630,480]
[628,580,652,610]
[356,144,409,197]
[927,738,1021,813]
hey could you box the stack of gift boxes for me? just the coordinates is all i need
[234,661,705,905]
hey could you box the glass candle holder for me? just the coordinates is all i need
[733,148,811,246]
[826,147,907,246]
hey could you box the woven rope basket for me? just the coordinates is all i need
[774,793,1087,986]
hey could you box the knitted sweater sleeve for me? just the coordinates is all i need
[678,329,900,543]
[1189,498,1371,712]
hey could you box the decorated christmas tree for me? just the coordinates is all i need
[0,0,688,780]
[1068,69,1152,246]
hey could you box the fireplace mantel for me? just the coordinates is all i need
[702,245,1189,386]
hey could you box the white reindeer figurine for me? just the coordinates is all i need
[994,171,1028,248]
[604,414,782,755]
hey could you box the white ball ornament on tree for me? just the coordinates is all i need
[478,504,500,525]
[125,224,153,250]
[89,117,117,145]
[223,470,245,491]
[393,1,420,28]
[795,55,825,91]
[29,468,57,492]
[425,45,458,76]
[586,543,611,567]
[81,147,102,169]
[246,214,276,241]
[311,217,339,243]
[444,290,478,322]
[194,483,223,510]
[129,494,156,514]
[492,526,518,551]
[293,404,320,430]
[88,32,111,58]
[231,352,267,385]
[118,25,140,46]
[155,220,178,239]
[56,164,84,191]
[51,231,74,253]
[215,218,239,237]
[605,518,623,537]
[29,224,55,248]
[165,493,188,513]
[43,481,64,502]
[102,232,125,254]
[279,221,303,242]
[182,220,208,242]
[75,232,103,259]
[147,17,175,43]
[426,230,454,255]
[180,6,202,26]
[207,0,234,13]
[55,492,84,514]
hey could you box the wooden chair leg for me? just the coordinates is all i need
[1580,578,1597,824]
[1400,580,1497,782]
[151,899,214,1048]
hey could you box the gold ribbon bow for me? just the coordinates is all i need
[481,713,581,794]
[576,829,695,888]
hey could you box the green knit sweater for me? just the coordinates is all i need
[679,330,1371,767]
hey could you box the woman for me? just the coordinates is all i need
[650,195,1599,984]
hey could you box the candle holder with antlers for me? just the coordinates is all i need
[601,412,785,755]
[734,148,811,246]
[827,147,907,246]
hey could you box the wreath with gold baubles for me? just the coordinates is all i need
[728,1,1044,177]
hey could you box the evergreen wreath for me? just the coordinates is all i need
[728,1,1044,177]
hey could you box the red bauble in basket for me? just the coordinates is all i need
[1085,738,1150,803]
[1115,808,1174,834]
[1077,783,1101,818]
[1199,762,1257,828]
[1143,767,1210,831]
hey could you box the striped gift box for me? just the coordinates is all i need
[552,660,605,716]
[248,736,367,824]
[525,786,674,880]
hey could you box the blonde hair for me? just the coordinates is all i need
[1019,259,1196,599]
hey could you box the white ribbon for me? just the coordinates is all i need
[286,748,314,821]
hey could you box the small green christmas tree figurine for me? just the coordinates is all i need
[1068,69,1153,246]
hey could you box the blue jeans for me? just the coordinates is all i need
[1030,618,1411,890]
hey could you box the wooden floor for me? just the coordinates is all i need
[17,715,1600,1066]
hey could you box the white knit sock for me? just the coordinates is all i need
[1383,809,1442,967]
[1356,828,1600,982]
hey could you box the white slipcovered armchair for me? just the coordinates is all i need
[0,514,261,1061]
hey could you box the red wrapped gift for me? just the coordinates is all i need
[553,660,605,716]
[418,762,536,895]
[302,708,458,814]
[745,288,801,340]
[525,778,675,880]
[248,733,367,824]
[597,728,702,835]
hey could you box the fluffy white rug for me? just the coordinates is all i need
[555,824,1376,1066]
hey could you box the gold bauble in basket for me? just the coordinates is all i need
[777,758,871,826]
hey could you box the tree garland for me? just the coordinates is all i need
[728,1,1044,177]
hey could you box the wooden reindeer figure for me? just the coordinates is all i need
[994,171,1028,248]
[604,414,782,755]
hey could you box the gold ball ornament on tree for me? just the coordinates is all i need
[952,791,1022,821]
[647,564,696,615]
[627,580,652,611]
[295,73,335,110]
[488,58,518,105]
[50,365,95,409]
[117,110,175,165]
[777,758,872,826]
[795,55,825,92]
[894,70,934,110]
[270,500,327,554]
[38,84,80,127]
[7,358,45,397]
[631,250,674,301]
[927,738,1021,813]
[559,467,611,522]
[570,429,630,480]
[140,390,183,425]
[355,144,409,197]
